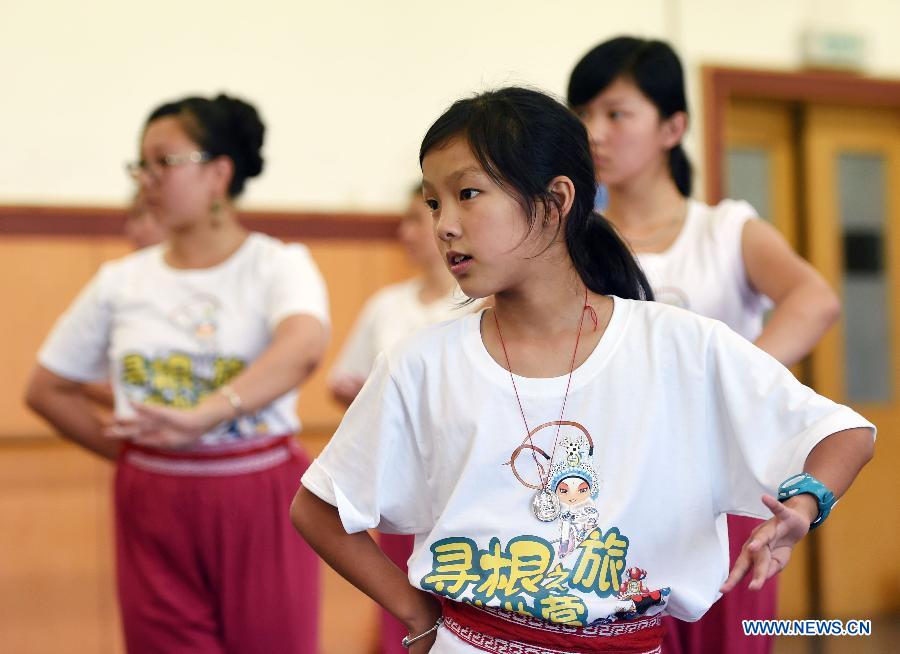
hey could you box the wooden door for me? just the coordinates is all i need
[801,105,900,617]
[724,100,900,618]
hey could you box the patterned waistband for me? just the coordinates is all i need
[442,602,663,654]
[122,436,296,477]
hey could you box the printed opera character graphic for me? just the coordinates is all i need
[549,432,600,558]
[615,567,669,619]
[506,421,601,557]
[170,294,221,378]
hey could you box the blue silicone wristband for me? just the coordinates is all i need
[777,472,836,530]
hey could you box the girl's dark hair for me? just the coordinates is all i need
[567,37,692,197]
[419,87,652,301]
[147,93,265,197]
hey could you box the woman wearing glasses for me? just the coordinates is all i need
[25,94,329,654]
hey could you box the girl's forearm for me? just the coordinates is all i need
[290,487,442,632]
[754,282,840,367]
[803,427,874,499]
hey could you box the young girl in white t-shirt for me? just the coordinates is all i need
[291,87,874,654]
[567,37,841,654]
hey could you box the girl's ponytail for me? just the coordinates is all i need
[567,210,653,301]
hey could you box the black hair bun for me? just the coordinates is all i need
[214,93,265,180]
[146,92,267,197]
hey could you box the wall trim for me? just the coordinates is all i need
[0,205,402,240]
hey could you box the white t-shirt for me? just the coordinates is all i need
[331,278,463,382]
[39,232,330,451]
[636,199,770,341]
[302,297,872,634]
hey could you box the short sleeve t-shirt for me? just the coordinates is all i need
[39,232,330,450]
[302,297,873,626]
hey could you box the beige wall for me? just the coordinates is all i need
[4,1,900,211]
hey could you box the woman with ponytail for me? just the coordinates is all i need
[26,93,328,653]
[568,37,843,654]
[291,87,873,653]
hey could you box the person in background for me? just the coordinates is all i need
[567,37,842,654]
[123,190,166,249]
[329,185,460,408]
[25,93,329,654]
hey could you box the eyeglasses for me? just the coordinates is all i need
[125,150,211,180]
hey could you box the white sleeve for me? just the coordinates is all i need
[37,265,114,382]
[264,243,330,330]
[706,321,875,517]
[302,352,433,534]
[329,295,381,381]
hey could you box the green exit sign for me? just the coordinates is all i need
[802,31,866,71]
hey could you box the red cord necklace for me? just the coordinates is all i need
[492,287,598,522]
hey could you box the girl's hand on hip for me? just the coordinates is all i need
[404,594,443,654]
[409,631,438,654]
[721,494,812,592]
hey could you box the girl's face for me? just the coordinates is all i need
[398,193,443,269]
[422,138,547,299]
[555,477,591,506]
[135,116,224,230]
[573,77,683,188]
